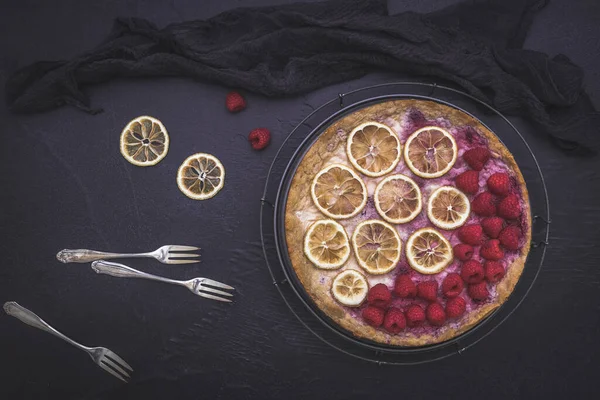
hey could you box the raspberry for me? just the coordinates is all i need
[442,273,464,298]
[480,239,504,260]
[463,147,490,171]
[426,303,446,326]
[362,306,385,327]
[417,281,438,302]
[460,260,484,283]
[454,244,474,261]
[484,261,505,283]
[225,91,246,113]
[248,128,271,150]
[455,170,479,194]
[445,296,466,318]
[405,304,426,327]
[393,275,417,298]
[481,217,504,239]
[487,172,510,196]
[497,194,522,220]
[498,225,521,250]
[471,192,497,216]
[367,283,392,309]
[383,307,406,334]
[468,282,489,301]
[458,224,483,246]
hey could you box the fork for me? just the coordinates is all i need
[91,260,234,302]
[56,245,200,265]
[3,301,133,382]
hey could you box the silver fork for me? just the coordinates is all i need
[56,245,200,265]
[91,260,234,302]
[3,302,133,382]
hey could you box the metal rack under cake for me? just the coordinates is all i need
[260,82,550,365]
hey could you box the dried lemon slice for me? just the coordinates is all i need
[406,228,453,275]
[346,122,401,177]
[311,164,367,219]
[304,220,350,270]
[374,174,422,224]
[404,126,457,178]
[177,153,225,200]
[352,220,401,275]
[427,186,470,230]
[331,269,369,307]
[120,116,169,166]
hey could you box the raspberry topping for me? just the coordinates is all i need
[454,244,474,261]
[383,308,406,334]
[362,306,385,327]
[367,283,392,309]
[468,282,490,301]
[417,280,438,302]
[393,274,417,298]
[498,225,521,250]
[481,217,504,239]
[471,192,497,216]
[461,260,485,283]
[426,303,446,326]
[405,304,426,327]
[248,128,271,150]
[442,273,464,298]
[487,172,510,196]
[480,239,504,260]
[445,296,467,318]
[484,260,505,283]
[463,147,490,171]
[458,224,484,246]
[225,91,246,113]
[455,170,479,194]
[497,194,522,219]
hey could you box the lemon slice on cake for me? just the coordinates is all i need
[311,164,367,219]
[427,186,470,230]
[304,220,350,270]
[406,228,453,275]
[374,174,422,224]
[346,122,402,177]
[120,116,169,166]
[351,220,401,275]
[177,153,225,200]
[404,126,457,178]
[331,269,369,307]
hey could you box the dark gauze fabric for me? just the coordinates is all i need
[5,0,599,152]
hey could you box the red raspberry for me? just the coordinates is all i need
[417,281,438,302]
[445,296,467,318]
[458,224,483,246]
[463,147,490,171]
[484,261,505,283]
[480,239,504,260]
[248,128,271,150]
[362,306,385,327]
[442,273,464,298]
[487,172,510,196]
[498,225,521,250]
[405,304,426,327]
[426,303,446,326]
[455,170,479,194]
[471,192,497,216]
[481,217,504,239]
[225,91,246,113]
[497,194,522,220]
[454,244,474,261]
[468,282,489,301]
[367,283,392,309]
[393,275,417,298]
[383,307,406,334]
[460,260,484,283]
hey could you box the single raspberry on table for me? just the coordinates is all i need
[481,217,504,239]
[463,147,490,171]
[362,306,385,327]
[480,239,504,260]
[417,281,438,302]
[468,281,490,301]
[487,172,510,196]
[383,307,406,334]
[367,283,392,309]
[426,303,446,326]
[394,274,417,298]
[484,260,505,283]
[498,225,521,250]
[471,192,497,216]
[442,273,464,298]
[225,91,246,113]
[497,194,522,220]
[458,224,484,246]
[406,304,426,327]
[454,244,474,261]
[455,170,479,194]
[445,296,467,318]
[248,128,271,150]
[461,260,485,283]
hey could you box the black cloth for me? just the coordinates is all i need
[4,0,599,153]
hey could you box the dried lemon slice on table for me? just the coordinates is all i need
[374,174,422,224]
[427,186,470,230]
[352,220,401,275]
[304,220,350,270]
[404,126,457,178]
[346,122,402,177]
[177,153,225,200]
[120,116,169,166]
[331,269,369,307]
[311,164,367,219]
[406,228,453,274]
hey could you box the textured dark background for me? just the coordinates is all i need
[1,0,599,399]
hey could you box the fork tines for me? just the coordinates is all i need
[197,279,235,303]
[99,350,134,383]
[167,245,201,264]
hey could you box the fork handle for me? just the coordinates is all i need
[56,249,147,263]
[91,260,182,285]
